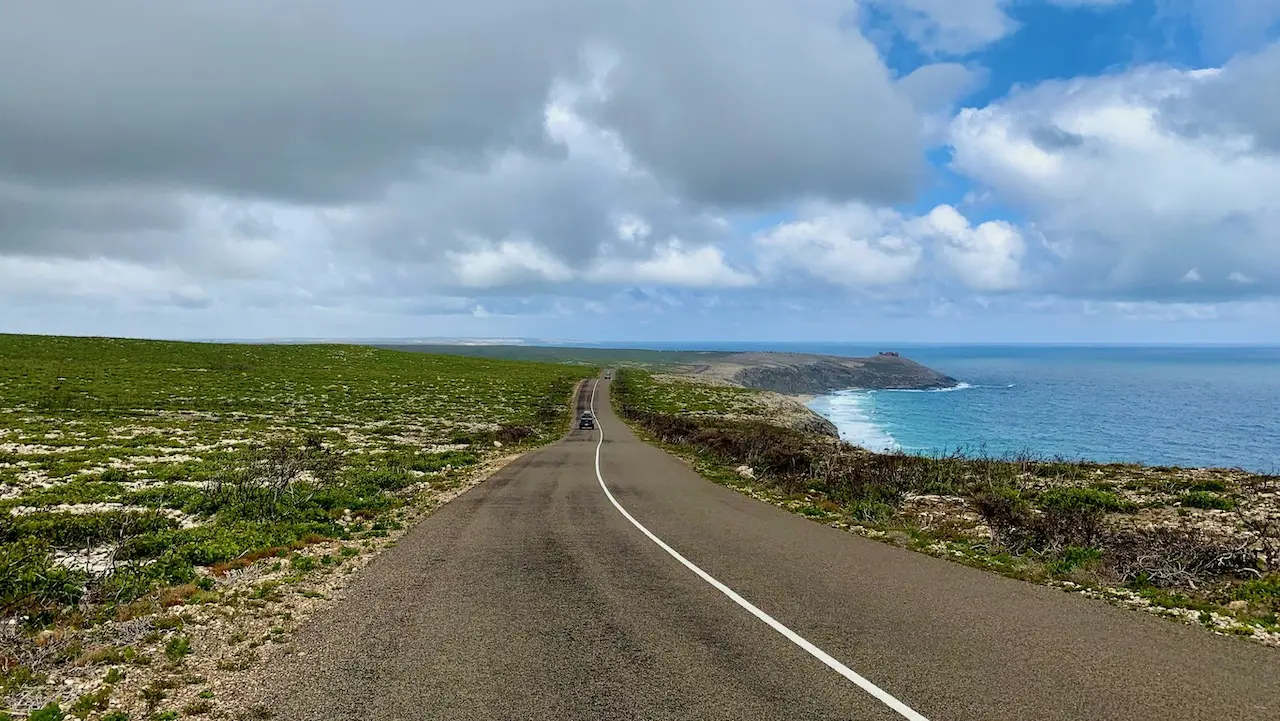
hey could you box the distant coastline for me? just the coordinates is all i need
[795,345,1280,473]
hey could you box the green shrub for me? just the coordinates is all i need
[1050,546,1103,575]
[165,634,192,661]
[390,450,477,473]
[357,468,418,492]
[1187,479,1228,493]
[0,540,87,615]
[119,521,331,570]
[844,499,897,523]
[1233,576,1280,605]
[1039,487,1135,513]
[5,481,125,508]
[29,704,66,721]
[71,687,112,714]
[0,510,179,548]
[99,468,130,484]
[91,556,197,606]
[973,485,1031,530]
[127,484,203,512]
[1178,491,1235,510]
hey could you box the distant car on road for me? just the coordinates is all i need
[579,411,595,430]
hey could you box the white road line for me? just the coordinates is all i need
[588,379,930,721]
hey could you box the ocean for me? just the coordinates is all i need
[613,343,1280,473]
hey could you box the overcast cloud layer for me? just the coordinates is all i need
[2,0,1279,342]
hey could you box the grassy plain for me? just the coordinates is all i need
[0,334,592,716]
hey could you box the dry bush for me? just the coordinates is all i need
[1104,527,1259,590]
[972,487,1104,553]
[1235,474,1280,572]
[1,623,80,679]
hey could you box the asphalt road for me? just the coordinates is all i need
[257,378,1279,720]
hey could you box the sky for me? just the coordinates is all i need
[3,0,1280,344]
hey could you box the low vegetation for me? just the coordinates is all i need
[1,334,592,715]
[613,369,1280,645]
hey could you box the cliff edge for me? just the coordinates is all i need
[682,351,959,396]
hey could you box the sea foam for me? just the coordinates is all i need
[807,390,899,453]
[878,381,975,394]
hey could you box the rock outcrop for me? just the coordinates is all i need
[792,407,841,437]
[709,352,958,395]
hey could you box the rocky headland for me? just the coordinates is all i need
[674,350,959,396]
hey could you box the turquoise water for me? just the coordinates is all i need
[802,345,1280,472]
[613,343,1280,472]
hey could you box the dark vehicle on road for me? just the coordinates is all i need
[579,411,595,430]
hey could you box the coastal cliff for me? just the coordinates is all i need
[686,351,959,396]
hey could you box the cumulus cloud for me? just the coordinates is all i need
[947,61,1280,300]
[0,0,933,333]
[753,204,924,288]
[1180,41,1280,151]
[445,238,576,289]
[331,55,752,295]
[585,2,922,207]
[2,0,1277,341]
[754,201,1027,292]
[915,205,1026,291]
[0,1,922,257]
[588,241,755,288]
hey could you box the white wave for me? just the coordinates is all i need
[877,381,974,394]
[807,391,899,453]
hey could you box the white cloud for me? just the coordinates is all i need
[0,1,934,337]
[2,1,1276,341]
[614,214,652,243]
[445,237,575,288]
[754,202,1029,292]
[947,62,1280,299]
[588,240,755,288]
[915,205,1025,291]
[0,256,195,304]
[754,204,923,287]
